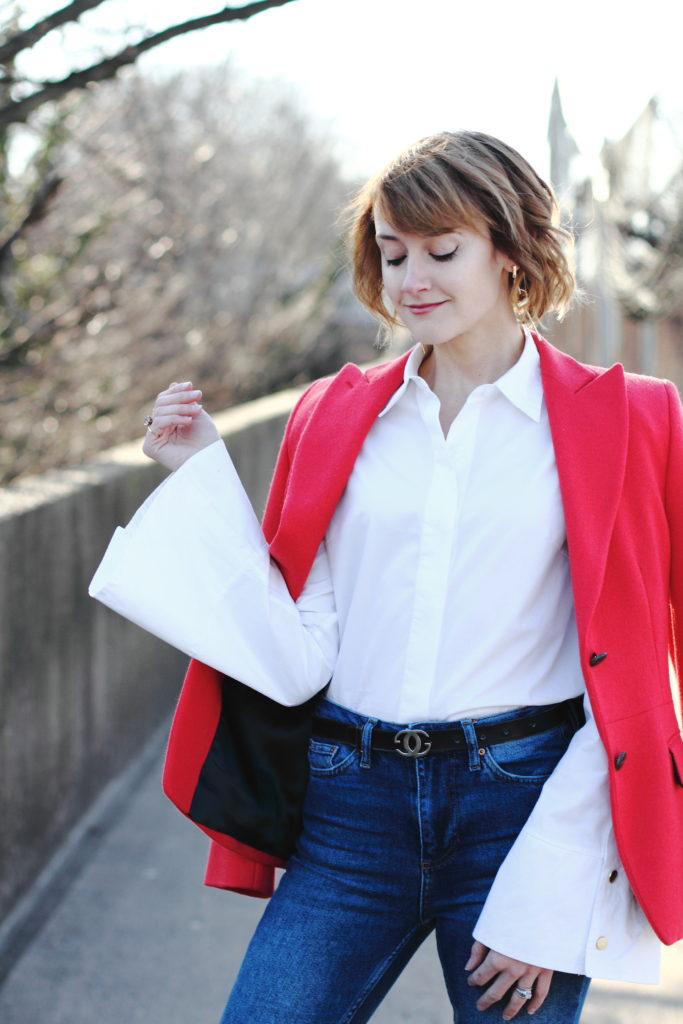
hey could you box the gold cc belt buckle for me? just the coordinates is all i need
[394,728,432,757]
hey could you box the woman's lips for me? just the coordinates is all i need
[405,301,447,315]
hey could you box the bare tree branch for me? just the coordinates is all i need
[0,0,107,63]
[0,0,298,127]
[0,173,64,270]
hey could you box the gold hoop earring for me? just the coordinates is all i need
[511,266,518,282]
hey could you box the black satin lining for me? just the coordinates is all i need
[188,674,325,860]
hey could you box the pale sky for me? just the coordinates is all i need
[12,0,683,182]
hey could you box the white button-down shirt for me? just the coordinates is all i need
[325,332,580,722]
[90,333,661,983]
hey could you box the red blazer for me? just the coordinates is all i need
[162,333,683,945]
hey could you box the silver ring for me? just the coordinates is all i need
[143,414,153,428]
[514,986,533,1000]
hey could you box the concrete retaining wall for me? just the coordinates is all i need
[0,388,300,923]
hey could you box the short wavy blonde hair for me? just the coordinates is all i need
[346,130,575,328]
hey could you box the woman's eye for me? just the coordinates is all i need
[383,245,457,267]
[431,248,458,262]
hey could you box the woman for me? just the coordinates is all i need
[90,131,683,1023]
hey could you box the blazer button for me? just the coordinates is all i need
[595,936,609,950]
[589,652,608,666]
[614,752,627,770]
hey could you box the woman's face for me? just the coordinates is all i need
[374,208,515,347]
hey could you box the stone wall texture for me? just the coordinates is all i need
[0,388,299,922]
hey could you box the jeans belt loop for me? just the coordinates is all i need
[460,720,482,771]
[565,694,584,731]
[360,718,377,769]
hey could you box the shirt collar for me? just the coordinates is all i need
[494,330,543,422]
[378,329,543,422]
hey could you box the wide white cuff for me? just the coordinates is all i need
[473,694,660,983]
[89,441,338,704]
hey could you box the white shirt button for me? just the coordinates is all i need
[595,936,609,950]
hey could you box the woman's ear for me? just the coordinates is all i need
[497,248,517,276]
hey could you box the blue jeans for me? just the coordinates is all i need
[220,698,590,1023]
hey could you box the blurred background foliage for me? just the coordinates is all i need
[2,1,683,486]
[0,1,376,485]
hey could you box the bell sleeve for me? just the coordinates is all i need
[89,439,338,705]
[471,690,660,982]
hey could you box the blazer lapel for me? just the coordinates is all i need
[536,335,628,639]
[269,353,410,598]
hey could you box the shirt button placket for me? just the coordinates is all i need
[400,400,461,719]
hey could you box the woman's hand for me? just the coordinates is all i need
[465,941,552,1019]
[142,381,220,471]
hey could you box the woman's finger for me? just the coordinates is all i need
[474,969,519,1012]
[152,402,202,420]
[150,382,195,407]
[146,401,203,437]
[467,949,509,988]
[154,389,202,410]
[159,382,198,397]
[464,940,488,972]
[147,414,195,436]
[501,975,539,1020]
[526,969,552,1015]
[467,949,554,1017]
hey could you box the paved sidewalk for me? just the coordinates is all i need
[0,737,680,1023]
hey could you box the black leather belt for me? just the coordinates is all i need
[312,696,584,759]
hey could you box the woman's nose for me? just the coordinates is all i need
[400,258,431,295]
